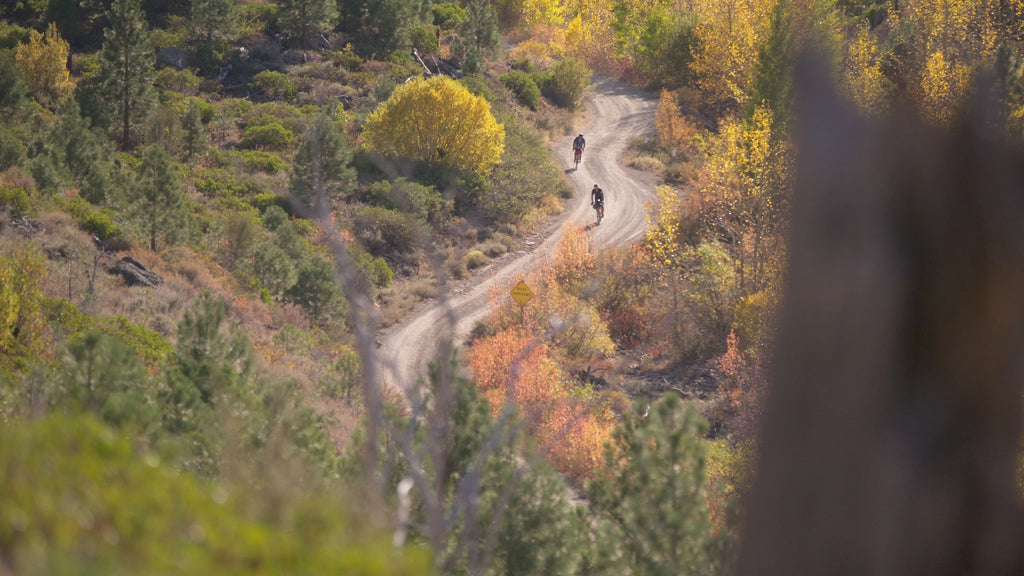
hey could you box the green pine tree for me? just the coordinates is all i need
[181,99,206,161]
[586,394,732,576]
[746,0,793,129]
[133,145,188,251]
[189,0,238,46]
[278,0,338,48]
[289,110,355,213]
[98,0,156,149]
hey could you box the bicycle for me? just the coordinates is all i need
[573,148,582,169]
[592,199,604,225]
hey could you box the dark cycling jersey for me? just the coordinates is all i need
[573,136,586,151]
[591,188,604,205]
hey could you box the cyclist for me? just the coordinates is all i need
[572,133,586,165]
[591,184,604,224]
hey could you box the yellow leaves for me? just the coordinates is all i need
[843,23,888,115]
[523,0,566,27]
[0,248,47,374]
[691,0,776,105]
[362,76,505,175]
[15,23,75,109]
[921,49,967,126]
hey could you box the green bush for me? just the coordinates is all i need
[433,2,466,31]
[351,205,427,270]
[409,25,439,54]
[251,70,298,101]
[195,167,262,199]
[368,178,449,225]
[500,70,540,110]
[233,150,286,174]
[78,210,122,241]
[510,58,533,73]
[0,22,31,50]
[239,2,279,35]
[350,244,394,290]
[240,121,295,151]
[155,67,201,94]
[0,121,24,170]
[538,57,591,110]
[0,415,432,576]
[0,187,32,218]
[459,73,494,101]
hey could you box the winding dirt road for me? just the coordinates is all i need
[379,77,658,393]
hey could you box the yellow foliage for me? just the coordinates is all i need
[891,0,997,124]
[697,104,789,294]
[563,1,617,71]
[362,76,505,175]
[690,0,776,105]
[0,248,47,374]
[843,23,888,115]
[522,0,566,27]
[15,23,75,109]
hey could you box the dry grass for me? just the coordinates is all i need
[379,275,439,327]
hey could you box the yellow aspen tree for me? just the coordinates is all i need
[564,0,617,71]
[362,76,505,175]
[843,23,888,115]
[698,105,789,295]
[14,23,75,109]
[690,0,775,106]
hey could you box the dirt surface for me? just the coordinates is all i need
[379,77,658,393]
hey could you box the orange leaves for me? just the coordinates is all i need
[467,326,563,427]
[467,226,631,481]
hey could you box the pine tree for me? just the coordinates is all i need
[98,0,156,149]
[746,0,793,128]
[133,145,188,251]
[181,99,206,161]
[278,0,338,48]
[289,110,355,213]
[188,0,238,46]
[49,98,117,204]
[456,0,501,60]
[586,394,732,576]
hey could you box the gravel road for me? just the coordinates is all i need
[379,77,658,394]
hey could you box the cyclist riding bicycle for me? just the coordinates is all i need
[572,133,586,165]
[591,184,604,224]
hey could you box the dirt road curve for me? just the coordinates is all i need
[379,77,657,393]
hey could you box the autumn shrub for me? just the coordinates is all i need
[474,238,507,257]
[540,401,613,484]
[464,249,489,269]
[362,75,505,175]
[251,70,298,101]
[500,70,541,110]
[467,327,565,428]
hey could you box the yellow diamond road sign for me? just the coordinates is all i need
[510,280,534,306]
